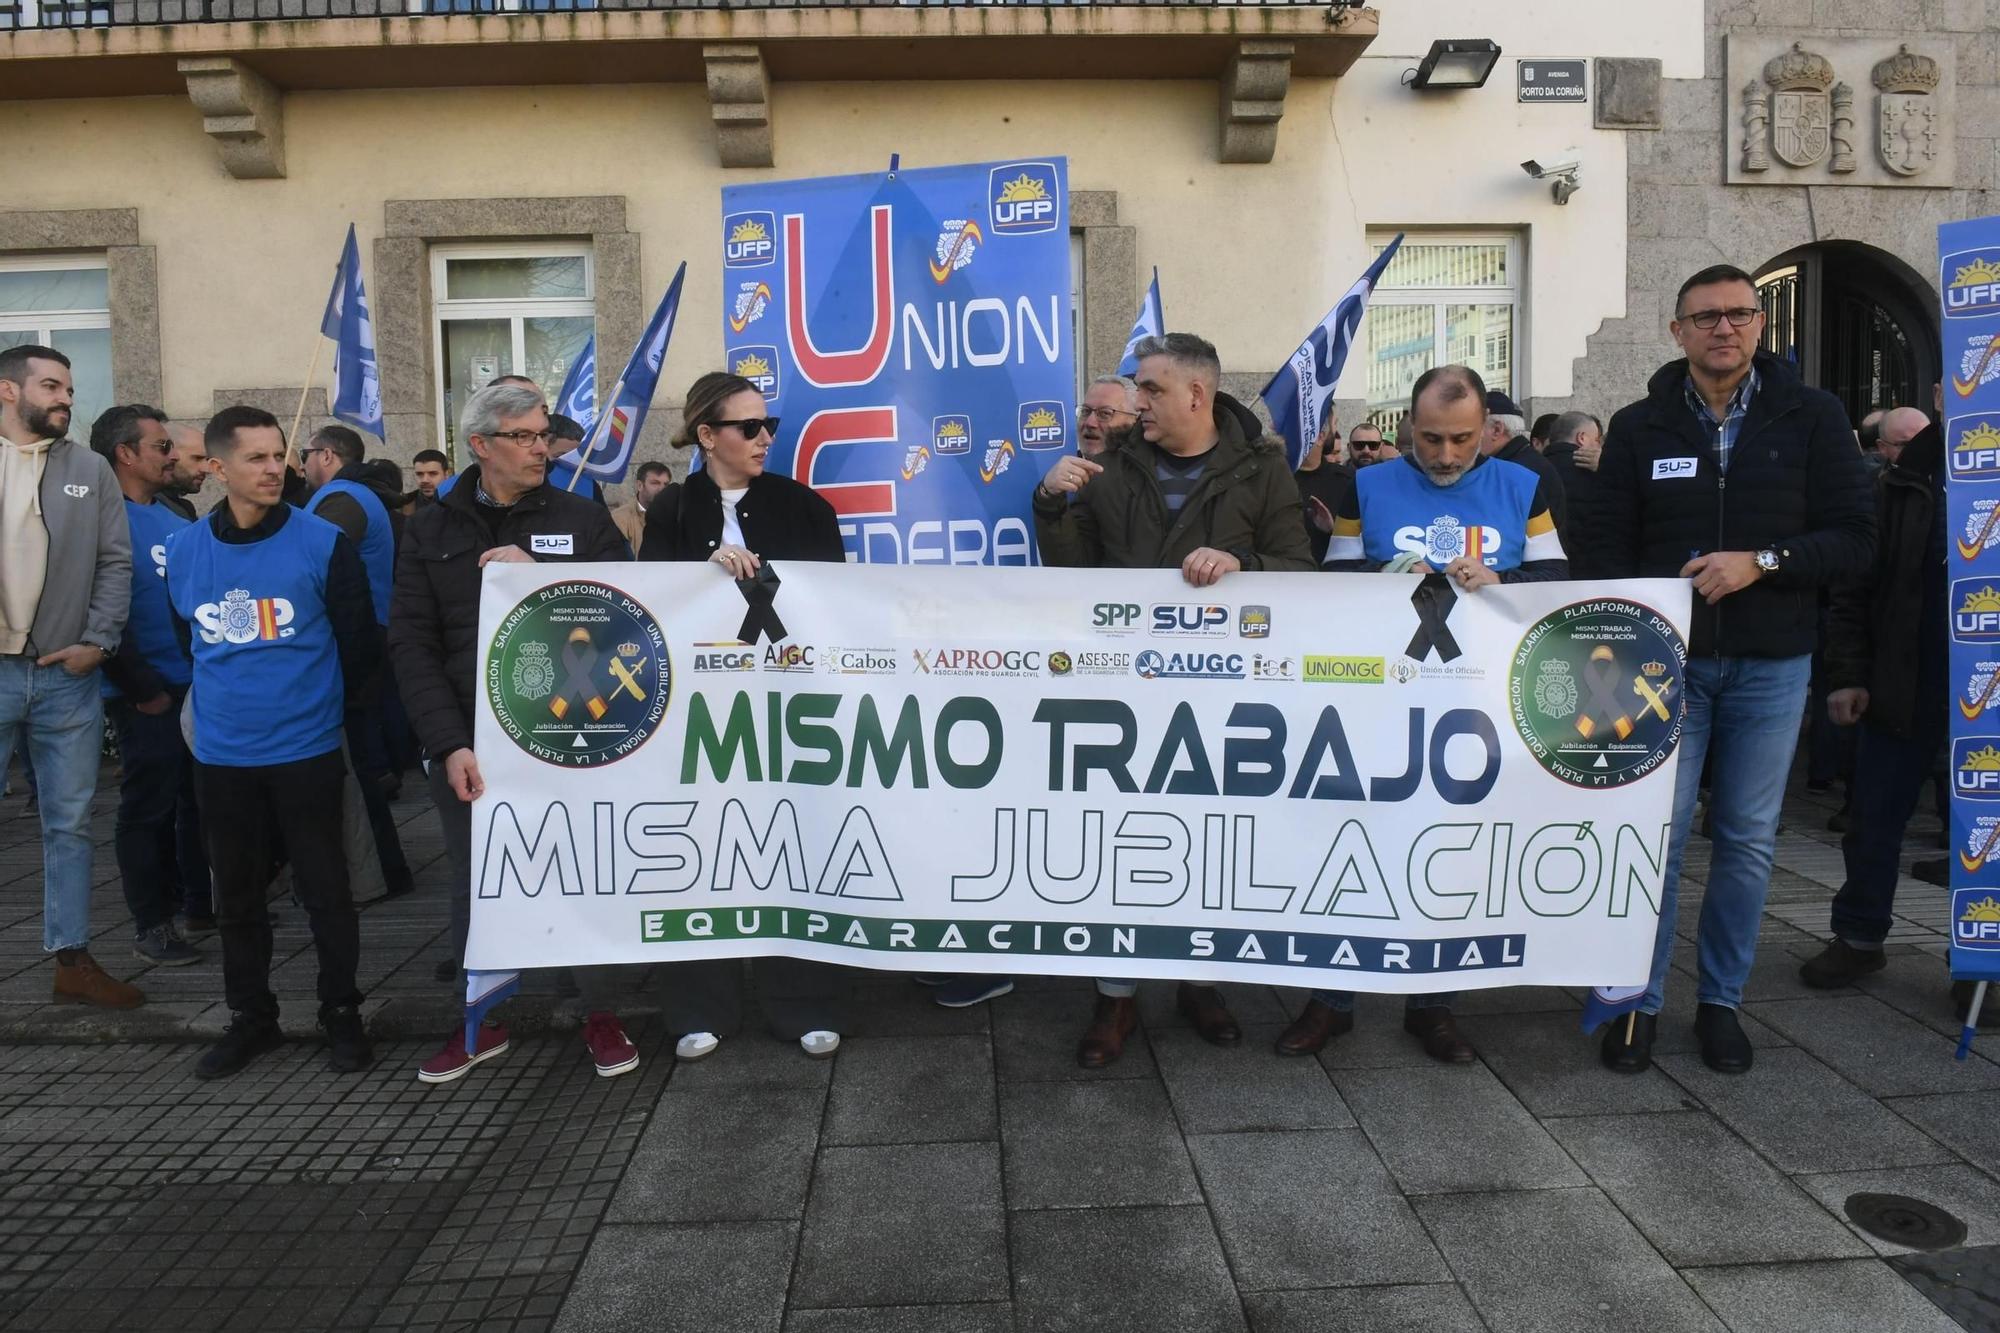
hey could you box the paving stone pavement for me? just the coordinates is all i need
[3,759,2000,1330]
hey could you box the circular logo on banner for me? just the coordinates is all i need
[486,581,669,768]
[1509,598,1687,788]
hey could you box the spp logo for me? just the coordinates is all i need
[1152,604,1230,636]
[1239,606,1272,639]
[1955,737,2000,800]
[933,415,972,456]
[1944,249,2000,319]
[989,163,1060,235]
[1954,891,2000,951]
[724,212,776,268]
[1954,579,2000,643]
[1134,650,1245,681]
[1951,416,2000,481]
[1018,402,1067,451]
[193,588,295,646]
[1092,602,1141,631]
[732,347,780,401]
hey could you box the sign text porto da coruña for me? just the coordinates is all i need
[720,159,1073,567]
[467,563,1694,994]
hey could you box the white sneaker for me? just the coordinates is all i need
[675,1031,719,1062]
[800,1030,841,1059]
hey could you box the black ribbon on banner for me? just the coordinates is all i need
[736,562,788,645]
[1404,573,1462,663]
[550,628,607,721]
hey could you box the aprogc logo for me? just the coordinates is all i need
[989,163,1060,235]
[1945,249,2000,319]
[193,588,295,645]
[724,212,776,268]
[732,347,780,400]
[1018,402,1067,450]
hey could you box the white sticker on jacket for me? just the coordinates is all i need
[1651,457,1698,481]
[530,534,575,555]
[63,483,89,498]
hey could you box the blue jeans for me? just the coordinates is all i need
[0,659,104,951]
[1644,654,1812,1013]
[1831,715,1948,947]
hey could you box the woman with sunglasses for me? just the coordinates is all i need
[639,370,849,1061]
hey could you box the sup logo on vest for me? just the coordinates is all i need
[1509,597,1688,789]
[487,580,668,768]
[1651,457,1698,481]
[194,588,295,645]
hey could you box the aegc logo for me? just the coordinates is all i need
[731,346,780,400]
[1017,401,1067,450]
[989,163,1060,235]
[1151,604,1229,636]
[933,414,972,456]
[1944,248,2000,319]
[193,588,295,645]
[724,212,776,268]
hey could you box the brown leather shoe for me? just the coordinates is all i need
[1077,994,1139,1068]
[53,950,144,1009]
[1402,1006,1474,1064]
[1275,999,1354,1057]
[1176,982,1242,1047]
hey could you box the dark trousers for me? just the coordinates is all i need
[428,758,613,1008]
[1832,712,1949,947]
[662,957,850,1043]
[107,693,209,931]
[195,749,361,1022]
[348,699,411,892]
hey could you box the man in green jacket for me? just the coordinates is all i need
[1032,331,1313,1068]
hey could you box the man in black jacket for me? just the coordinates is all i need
[1543,411,1605,578]
[389,382,640,1086]
[1800,418,1948,989]
[1594,264,1875,1077]
[1480,390,1567,542]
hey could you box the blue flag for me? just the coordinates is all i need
[318,224,383,438]
[1579,984,1648,1036]
[1260,233,1403,470]
[1116,268,1165,378]
[567,264,685,487]
[554,335,598,434]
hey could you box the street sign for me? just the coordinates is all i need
[1517,60,1587,103]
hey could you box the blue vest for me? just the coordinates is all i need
[104,497,193,698]
[166,507,345,768]
[307,477,393,626]
[1353,455,1544,571]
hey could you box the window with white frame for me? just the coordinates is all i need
[0,255,112,442]
[430,242,595,457]
[1362,233,1521,428]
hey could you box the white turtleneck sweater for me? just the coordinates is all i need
[0,435,50,655]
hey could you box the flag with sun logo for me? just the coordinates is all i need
[1942,217,2000,1049]
[718,158,1074,564]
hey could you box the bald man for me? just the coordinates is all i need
[1875,406,1928,469]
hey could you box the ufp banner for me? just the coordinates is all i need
[1942,215,2000,985]
[719,158,1074,566]
[468,565,1691,994]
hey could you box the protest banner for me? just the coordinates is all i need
[1941,215,2000,1047]
[719,158,1074,566]
[467,564,1691,994]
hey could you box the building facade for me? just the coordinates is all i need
[0,0,1982,498]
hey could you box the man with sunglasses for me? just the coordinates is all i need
[1594,263,1874,1078]
[1346,421,1389,466]
[1076,375,1139,459]
[390,382,640,1085]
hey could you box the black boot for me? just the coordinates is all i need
[195,1013,284,1080]
[1799,938,1886,990]
[321,1003,374,1073]
[1694,1003,1753,1074]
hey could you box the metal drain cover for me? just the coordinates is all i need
[1845,1192,1969,1251]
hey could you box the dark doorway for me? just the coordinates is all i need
[1754,241,1939,425]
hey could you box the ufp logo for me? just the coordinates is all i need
[1955,737,2000,800]
[1018,401,1067,450]
[1954,891,2000,950]
[724,212,776,268]
[731,346,780,400]
[933,414,972,456]
[1152,604,1229,635]
[1952,416,2000,481]
[1944,249,2000,319]
[989,163,1060,235]
[1954,579,2000,643]
[1239,606,1272,639]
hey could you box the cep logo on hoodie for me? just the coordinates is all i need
[63,483,88,498]
[193,587,296,645]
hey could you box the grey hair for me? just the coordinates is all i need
[1487,412,1526,437]
[1550,410,1601,444]
[461,383,546,442]
[1130,332,1220,389]
[1089,373,1138,403]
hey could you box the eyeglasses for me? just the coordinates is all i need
[1682,307,1761,331]
[488,430,554,446]
[1077,406,1136,424]
[709,417,781,439]
[1350,439,1383,451]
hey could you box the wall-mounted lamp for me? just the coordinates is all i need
[1405,39,1503,91]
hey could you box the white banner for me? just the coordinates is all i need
[468,564,1691,994]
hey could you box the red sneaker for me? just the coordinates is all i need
[416,1020,510,1085]
[583,1011,639,1078]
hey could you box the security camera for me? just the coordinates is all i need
[1520,156,1582,205]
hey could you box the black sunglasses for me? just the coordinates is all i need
[709,417,781,439]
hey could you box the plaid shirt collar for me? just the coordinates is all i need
[1683,365,1759,468]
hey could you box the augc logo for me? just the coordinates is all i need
[724,212,776,268]
[732,346,780,400]
[989,163,1060,235]
[933,414,972,456]
[1945,250,2000,319]
[1018,401,1067,450]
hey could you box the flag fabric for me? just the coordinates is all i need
[1260,233,1404,471]
[319,224,383,438]
[464,969,520,1053]
[1579,984,1648,1035]
[546,337,599,494]
[1115,269,1165,378]
[566,263,686,487]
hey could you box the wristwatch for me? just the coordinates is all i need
[1754,548,1780,576]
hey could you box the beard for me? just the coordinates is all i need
[23,402,69,441]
